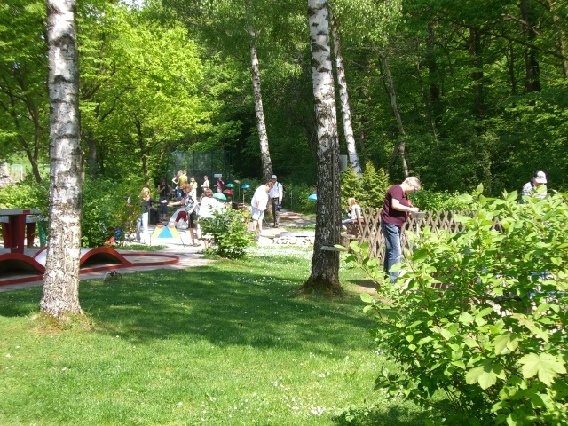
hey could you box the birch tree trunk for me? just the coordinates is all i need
[247,0,273,181]
[329,7,362,176]
[40,0,83,318]
[520,0,541,92]
[378,51,409,177]
[303,0,342,295]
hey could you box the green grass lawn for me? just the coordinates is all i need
[0,246,424,425]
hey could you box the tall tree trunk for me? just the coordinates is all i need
[426,22,441,119]
[85,129,99,176]
[135,119,149,184]
[416,60,439,144]
[246,0,273,181]
[520,0,541,92]
[303,0,342,295]
[329,7,362,176]
[378,51,409,177]
[507,39,518,95]
[544,0,568,78]
[468,27,486,117]
[40,0,83,318]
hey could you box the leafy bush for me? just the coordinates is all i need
[0,178,49,213]
[359,161,389,208]
[82,178,142,247]
[347,188,568,424]
[340,167,362,209]
[199,208,253,258]
[340,161,389,209]
[284,182,316,215]
[409,189,473,211]
[0,177,142,247]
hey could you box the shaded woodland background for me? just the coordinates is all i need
[1,0,566,194]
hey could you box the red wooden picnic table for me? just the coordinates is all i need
[0,208,42,253]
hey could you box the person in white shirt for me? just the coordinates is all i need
[342,197,362,226]
[250,181,273,235]
[201,175,210,198]
[268,175,283,227]
[199,188,223,219]
[522,170,547,200]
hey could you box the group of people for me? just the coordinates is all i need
[171,171,225,200]
[351,170,549,284]
[142,166,550,281]
[136,173,284,245]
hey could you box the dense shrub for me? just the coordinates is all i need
[409,189,473,211]
[283,182,316,215]
[0,178,49,213]
[347,188,567,424]
[340,162,390,210]
[82,178,142,247]
[199,208,253,258]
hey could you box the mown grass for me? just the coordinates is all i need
[0,246,425,425]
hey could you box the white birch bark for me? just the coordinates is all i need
[246,0,273,181]
[40,0,83,317]
[329,8,362,176]
[304,0,341,293]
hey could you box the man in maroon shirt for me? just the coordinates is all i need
[381,177,421,282]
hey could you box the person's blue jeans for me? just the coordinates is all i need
[382,223,401,283]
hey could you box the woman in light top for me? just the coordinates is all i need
[342,197,362,225]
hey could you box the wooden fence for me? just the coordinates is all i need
[345,209,470,262]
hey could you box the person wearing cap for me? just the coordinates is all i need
[381,177,421,283]
[522,171,547,200]
[268,174,283,227]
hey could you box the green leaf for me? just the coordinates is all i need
[466,366,497,390]
[518,353,566,385]
[494,334,516,355]
[458,312,474,325]
[360,293,374,304]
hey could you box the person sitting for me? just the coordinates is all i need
[198,188,224,219]
[342,197,362,226]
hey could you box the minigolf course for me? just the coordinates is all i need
[0,247,179,286]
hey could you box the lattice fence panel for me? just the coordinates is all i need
[351,209,476,262]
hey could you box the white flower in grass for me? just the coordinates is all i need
[310,406,325,416]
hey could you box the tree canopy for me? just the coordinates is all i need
[0,0,566,193]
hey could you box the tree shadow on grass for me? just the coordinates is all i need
[332,404,426,425]
[73,264,376,354]
[0,261,376,354]
[0,286,43,317]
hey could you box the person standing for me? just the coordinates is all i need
[216,176,224,193]
[268,175,283,227]
[522,170,547,200]
[137,186,152,244]
[201,175,210,197]
[250,181,272,235]
[169,183,199,246]
[178,170,188,196]
[381,177,421,283]
[156,178,171,222]
[172,170,181,198]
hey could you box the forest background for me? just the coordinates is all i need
[1,0,567,203]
